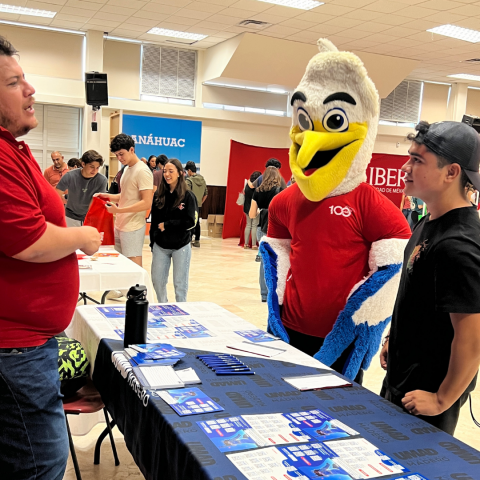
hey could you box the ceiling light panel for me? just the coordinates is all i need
[427,24,480,43]
[448,74,480,82]
[147,28,207,41]
[257,0,324,11]
[0,3,56,17]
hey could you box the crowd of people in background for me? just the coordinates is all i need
[41,133,209,305]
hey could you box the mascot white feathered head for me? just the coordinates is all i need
[290,39,380,202]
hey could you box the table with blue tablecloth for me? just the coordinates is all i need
[70,303,480,480]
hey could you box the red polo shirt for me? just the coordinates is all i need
[44,163,69,187]
[0,127,79,347]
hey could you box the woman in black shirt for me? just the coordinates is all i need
[249,166,283,302]
[150,159,197,302]
[243,170,261,249]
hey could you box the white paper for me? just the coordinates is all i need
[226,342,285,358]
[136,365,184,389]
[176,368,202,385]
[227,447,308,480]
[283,373,351,391]
[325,438,408,478]
[241,413,310,446]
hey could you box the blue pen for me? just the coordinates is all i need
[216,371,255,376]
[214,367,251,372]
[205,360,245,366]
[203,359,243,364]
[197,353,233,358]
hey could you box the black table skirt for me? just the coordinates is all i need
[93,338,480,480]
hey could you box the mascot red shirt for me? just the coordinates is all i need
[260,39,410,381]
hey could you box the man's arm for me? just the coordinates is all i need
[95,192,121,202]
[402,312,480,416]
[13,223,102,263]
[55,187,65,201]
[201,195,207,205]
[105,189,153,215]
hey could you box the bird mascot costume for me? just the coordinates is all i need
[260,39,411,382]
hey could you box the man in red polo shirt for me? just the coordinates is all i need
[0,37,102,479]
[44,150,68,187]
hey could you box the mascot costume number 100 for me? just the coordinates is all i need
[260,39,411,381]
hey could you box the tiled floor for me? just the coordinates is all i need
[63,232,480,479]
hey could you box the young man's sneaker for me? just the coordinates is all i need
[193,240,200,248]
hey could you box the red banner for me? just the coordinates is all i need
[223,143,408,239]
[367,154,408,208]
[223,140,291,239]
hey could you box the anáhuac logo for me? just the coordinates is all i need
[130,134,186,147]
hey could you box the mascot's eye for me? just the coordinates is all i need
[297,108,313,132]
[322,108,349,133]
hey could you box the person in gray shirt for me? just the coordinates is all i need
[56,150,107,227]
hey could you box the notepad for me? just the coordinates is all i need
[133,365,184,390]
[282,373,352,391]
[176,368,202,385]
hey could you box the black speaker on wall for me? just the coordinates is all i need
[462,114,480,134]
[85,72,108,107]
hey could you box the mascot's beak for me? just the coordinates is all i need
[290,121,368,202]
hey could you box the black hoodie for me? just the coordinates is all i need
[150,189,198,250]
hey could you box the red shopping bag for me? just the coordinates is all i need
[83,196,115,245]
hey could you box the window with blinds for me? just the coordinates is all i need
[380,80,423,124]
[141,44,196,101]
[17,104,82,172]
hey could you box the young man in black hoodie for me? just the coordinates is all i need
[380,121,480,435]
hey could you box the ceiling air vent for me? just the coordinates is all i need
[465,58,480,63]
[237,20,272,30]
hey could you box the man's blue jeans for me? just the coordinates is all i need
[0,337,69,479]
[257,229,268,301]
[151,242,192,302]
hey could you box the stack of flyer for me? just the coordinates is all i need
[124,343,186,367]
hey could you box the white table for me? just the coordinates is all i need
[69,302,330,372]
[78,246,155,303]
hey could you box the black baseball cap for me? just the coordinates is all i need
[413,121,480,191]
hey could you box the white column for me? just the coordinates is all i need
[446,83,468,122]
[83,30,105,157]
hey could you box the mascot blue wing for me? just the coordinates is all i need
[315,263,401,379]
[259,242,289,343]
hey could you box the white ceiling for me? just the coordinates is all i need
[4,0,480,84]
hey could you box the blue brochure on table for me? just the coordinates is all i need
[197,417,260,452]
[126,344,186,366]
[97,306,125,319]
[279,438,408,479]
[234,329,278,343]
[284,409,359,442]
[156,387,224,416]
[393,476,429,480]
[149,305,189,316]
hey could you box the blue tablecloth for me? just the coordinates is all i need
[93,338,480,480]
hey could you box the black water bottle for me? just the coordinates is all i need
[123,284,148,348]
